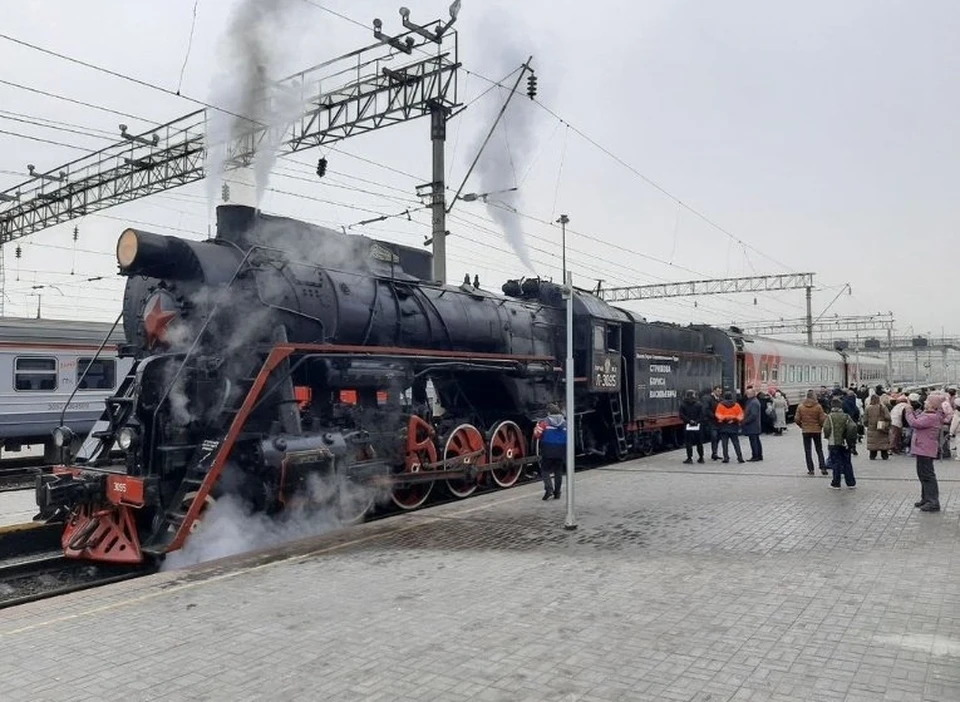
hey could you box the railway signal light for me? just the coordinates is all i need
[317,157,328,178]
[526,73,537,100]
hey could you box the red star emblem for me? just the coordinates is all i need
[143,293,178,348]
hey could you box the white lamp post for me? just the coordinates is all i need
[557,214,577,531]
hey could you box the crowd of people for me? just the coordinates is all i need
[681,385,790,465]
[680,382,959,511]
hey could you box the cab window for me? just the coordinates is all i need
[593,325,605,352]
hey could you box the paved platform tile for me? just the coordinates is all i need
[2,436,959,701]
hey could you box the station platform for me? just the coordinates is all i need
[2,432,960,701]
[0,489,39,528]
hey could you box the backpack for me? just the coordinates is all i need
[825,413,857,447]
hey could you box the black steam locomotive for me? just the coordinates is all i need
[36,205,722,564]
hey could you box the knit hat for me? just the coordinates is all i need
[908,393,921,403]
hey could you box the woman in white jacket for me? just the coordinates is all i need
[772,391,789,435]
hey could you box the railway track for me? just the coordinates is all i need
[0,459,46,492]
[0,551,155,610]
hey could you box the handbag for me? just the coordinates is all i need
[877,420,888,431]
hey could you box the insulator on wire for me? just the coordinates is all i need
[316,157,328,178]
[526,73,538,100]
[221,183,230,202]
[73,225,79,242]
[15,244,21,259]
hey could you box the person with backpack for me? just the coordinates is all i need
[533,403,567,501]
[823,397,858,490]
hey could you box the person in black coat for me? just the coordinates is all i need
[702,386,722,460]
[680,389,705,464]
[742,388,764,461]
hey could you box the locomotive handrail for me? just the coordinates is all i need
[58,310,124,429]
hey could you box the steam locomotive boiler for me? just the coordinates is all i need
[38,205,640,564]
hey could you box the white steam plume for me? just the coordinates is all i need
[469,82,539,273]
[161,470,384,570]
[205,0,311,213]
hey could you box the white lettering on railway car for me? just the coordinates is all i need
[649,390,677,398]
[649,364,672,373]
[594,373,618,388]
[47,402,92,411]
[637,353,680,363]
[113,482,127,493]
[650,377,666,386]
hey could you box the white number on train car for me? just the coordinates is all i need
[595,372,618,388]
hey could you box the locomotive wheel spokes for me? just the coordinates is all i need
[392,415,438,510]
[488,420,526,488]
[443,423,485,498]
[391,451,436,510]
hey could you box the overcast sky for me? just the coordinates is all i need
[0,0,956,342]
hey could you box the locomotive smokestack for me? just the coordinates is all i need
[116,228,203,280]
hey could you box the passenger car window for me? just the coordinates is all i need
[15,357,57,391]
[77,358,117,390]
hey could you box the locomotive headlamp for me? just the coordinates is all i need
[116,228,139,269]
[52,426,74,448]
[117,427,138,451]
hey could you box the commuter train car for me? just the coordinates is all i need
[694,325,888,407]
[0,317,133,460]
[844,353,888,388]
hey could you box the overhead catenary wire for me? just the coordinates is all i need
[295,2,798,278]
[0,9,846,325]
[0,7,801,289]
[177,0,201,95]
[0,77,157,124]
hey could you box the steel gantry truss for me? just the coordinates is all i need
[0,14,461,245]
[596,273,816,303]
[743,314,896,336]
[598,273,820,343]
